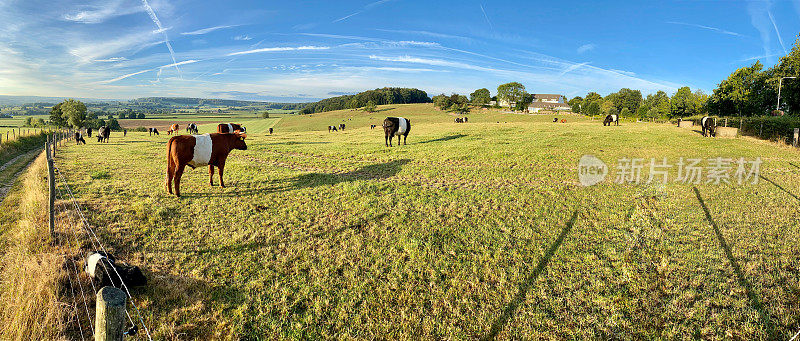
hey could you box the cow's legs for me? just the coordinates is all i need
[386,134,390,147]
[174,164,186,197]
[403,134,407,145]
[218,165,225,188]
[166,158,175,194]
[209,165,215,186]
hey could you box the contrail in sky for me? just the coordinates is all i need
[480,4,494,32]
[140,0,182,78]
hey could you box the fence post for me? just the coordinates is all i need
[95,287,127,341]
[52,133,56,157]
[46,137,54,239]
[794,128,798,148]
[759,123,763,139]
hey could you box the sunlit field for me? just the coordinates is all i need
[53,103,800,339]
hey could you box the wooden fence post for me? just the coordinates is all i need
[52,133,56,157]
[95,287,127,341]
[759,123,763,139]
[794,128,798,148]
[46,137,54,239]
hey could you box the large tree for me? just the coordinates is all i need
[469,88,491,105]
[49,103,66,127]
[568,96,583,113]
[671,86,698,117]
[497,82,526,108]
[515,93,534,112]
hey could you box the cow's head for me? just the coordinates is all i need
[232,131,248,150]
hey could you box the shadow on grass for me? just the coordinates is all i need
[759,175,800,202]
[417,134,467,144]
[482,210,579,340]
[788,162,800,171]
[147,213,388,256]
[265,141,331,146]
[180,159,410,198]
[692,187,776,338]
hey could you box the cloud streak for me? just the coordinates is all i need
[227,46,330,56]
[332,0,393,23]
[101,59,199,84]
[480,4,494,32]
[181,24,241,36]
[140,0,181,77]
[666,21,743,37]
[577,44,596,54]
[767,11,787,55]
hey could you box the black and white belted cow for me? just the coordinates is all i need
[339,123,346,131]
[603,114,619,126]
[149,127,159,136]
[84,251,147,288]
[187,123,199,134]
[97,126,110,143]
[383,117,411,147]
[217,123,245,134]
[701,116,717,137]
[74,132,86,145]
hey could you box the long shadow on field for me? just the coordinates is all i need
[417,134,466,144]
[482,210,579,340]
[265,141,330,145]
[182,159,409,198]
[788,162,800,171]
[142,270,226,339]
[146,213,387,256]
[692,187,776,337]
[285,159,411,189]
[759,175,800,202]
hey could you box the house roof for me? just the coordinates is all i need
[529,102,570,108]
[533,94,564,100]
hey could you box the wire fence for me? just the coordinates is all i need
[45,132,153,340]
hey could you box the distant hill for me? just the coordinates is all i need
[300,87,431,114]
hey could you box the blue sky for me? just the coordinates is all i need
[0,0,798,102]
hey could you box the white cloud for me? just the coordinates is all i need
[577,44,596,54]
[69,30,162,62]
[369,55,498,72]
[234,34,252,41]
[63,0,143,24]
[227,46,330,56]
[181,24,240,36]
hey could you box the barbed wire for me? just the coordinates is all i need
[51,160,152,340]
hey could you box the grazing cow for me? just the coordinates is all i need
[464,117,468,123]
[217,123,245,134]
[165,132,248,197]
[370,124,376,129]
[553,118,559,123]
[149,128,159,136]
[561,119,567,123]
[84,251,147,288]
[339,123,346,131]
[187,123,199,134]
[96,126,110,143]
[123,129,127,137]
[603,114,619,126]
[455,118,462,123]
[701,116,717,137]
[86,128,92,138]
[74,132,86,145]
[383,117,411,147]
[677,118,682,127]
[269,128,273,135]
[328,125,338,132]
[168,124,180,135]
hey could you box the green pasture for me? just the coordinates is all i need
[51,104,800,339]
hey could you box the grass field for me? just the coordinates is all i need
[50,103,800,339]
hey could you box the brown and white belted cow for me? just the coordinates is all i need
[167,124,180,135]
[217,123,246,133]
[165,132,248,197]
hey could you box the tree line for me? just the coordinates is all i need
[299,87,431,114]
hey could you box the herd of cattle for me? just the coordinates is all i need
[73,113,723,197]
